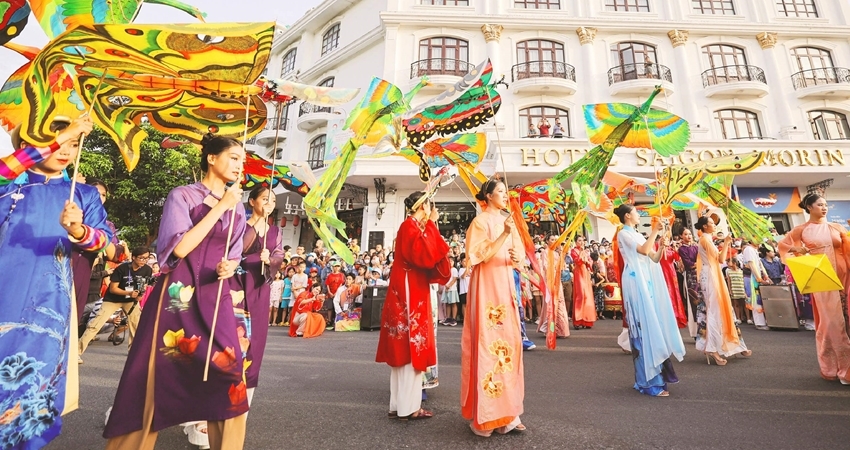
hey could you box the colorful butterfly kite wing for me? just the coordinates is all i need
[242,152,310,196]
[403,60,500,147]
[0,0,29,45]
[22,22,275,170]
[29,0,206,39]
[584,103,689,157]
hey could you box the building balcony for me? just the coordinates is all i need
[791,67,850,100]
[296,104,336,132]
[409,58,471,92]
[256,118,289,146]
[701,65,769,98]
[511,61,577,95]
[607,63,674,96]
[244,139,265,156]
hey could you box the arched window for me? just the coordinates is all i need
[702,44,757,84]
[318,77,334,87]
[714,109,762,139]
[519,106,570,138]
[413,37,470,77]
[777,0,818,17]
[281,49,297,76]
[809,110,850,140]
[421,0,469,4]
[515,40,566,80]
[321,24,340,56]
[605,0,650,12]
[308,135,327,169]
[791,47,839,88]
[610,42,660,82]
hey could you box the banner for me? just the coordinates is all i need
[324,117,352,162]
[827,201,850,226]
[735,187,804,214]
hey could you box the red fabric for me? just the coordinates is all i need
[375,218,450,371]
[289,291,325,337]
[657,242,687,328]
[570,246,596,329]
[325,272,345,296]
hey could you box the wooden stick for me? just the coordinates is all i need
[260,105,285,276]
[204,98,252,382]
[68,70,108,204]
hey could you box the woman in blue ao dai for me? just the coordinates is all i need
[613,204,686,397]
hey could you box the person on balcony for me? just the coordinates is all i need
[553,119,564,138]
[537,118,550,137]
[526,123,537,138]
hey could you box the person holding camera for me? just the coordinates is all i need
[79,246,152,358]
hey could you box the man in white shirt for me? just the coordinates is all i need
[368,267,388,286]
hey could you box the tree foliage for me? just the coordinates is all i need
[78,125,200,247]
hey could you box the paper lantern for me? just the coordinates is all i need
[293,216,300,227]
[280,217,287,227]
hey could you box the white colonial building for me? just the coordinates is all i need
[258,0,850,250]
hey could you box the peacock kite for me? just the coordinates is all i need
[242,152,312,196]
[0,0,28,45]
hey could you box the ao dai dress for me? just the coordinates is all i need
[779,221,850,382]
[105,183,249,439]
[617,226,685,396]
[0,146,110,449]
[696,233,748,357]
[461,208,525,431]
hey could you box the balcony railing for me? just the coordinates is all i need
[607,63,672,85]
[410,58,471,78]
[701,65,766,87]
[791,67,850,89]
[298,104,333,117]
[511,61,576,82]
[245,136,257,145]
[264,117,289,131]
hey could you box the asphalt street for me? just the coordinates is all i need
[55,319,849,449]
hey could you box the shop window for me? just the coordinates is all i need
[809,110,850,140]
[321,23,340,56]
[692,0,735,14]
[714,109,762,139]
[605,0,650,12]
[776,0,818,17]
[519,106,570,138]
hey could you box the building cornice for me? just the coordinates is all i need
[296,25,384,82]
[274,0,356,49]
[379,12,850,39]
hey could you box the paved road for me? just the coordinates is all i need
[56,319,849,449]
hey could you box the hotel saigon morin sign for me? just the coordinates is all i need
[519,147,847,168]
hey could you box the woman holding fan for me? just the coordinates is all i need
[778,193,850,385]
[104,134,249,450]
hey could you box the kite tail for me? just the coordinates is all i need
[509,197,545,294]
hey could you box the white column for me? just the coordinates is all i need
[576,27,597,141]
[757,32,801,140]
[481,24,503,75]
[667,30,700,127]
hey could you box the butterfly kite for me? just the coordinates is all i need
[304,60,501,263]
[242,152,311,196]
[0,0,28,45]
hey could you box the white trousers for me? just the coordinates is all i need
[389,363,423,417]
[292,312,308,335]
[617,327,630,352]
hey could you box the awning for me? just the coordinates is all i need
[734,187,804,214]
[827,201,850,226]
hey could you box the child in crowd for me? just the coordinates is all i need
[269,271,283,327]
[281,267,294,326]
[441,256,460,326]
[726,257,749,325]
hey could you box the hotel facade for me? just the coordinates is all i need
[257,0,850,249]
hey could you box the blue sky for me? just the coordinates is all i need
[0,0,322,152]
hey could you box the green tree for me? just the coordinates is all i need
[78,125,200,247]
